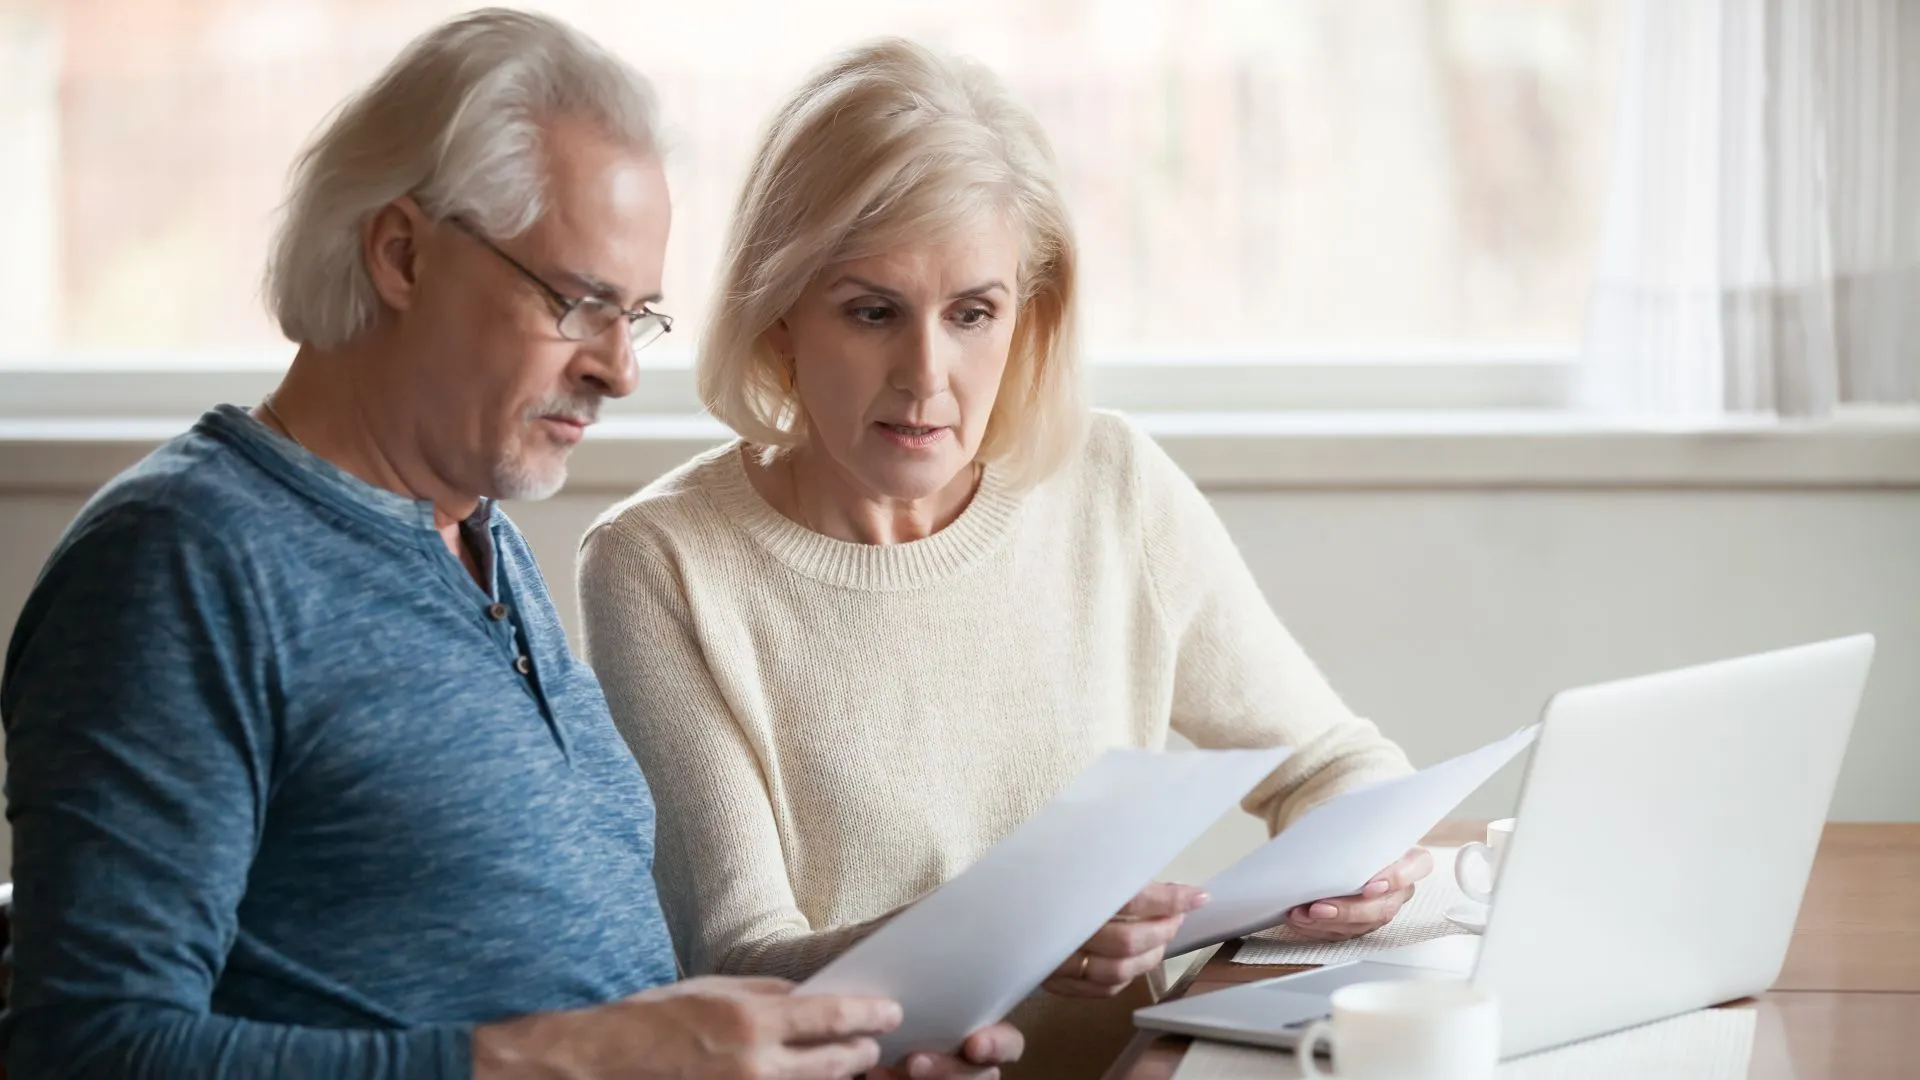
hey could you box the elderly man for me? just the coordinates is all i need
[0,10,1016,1079]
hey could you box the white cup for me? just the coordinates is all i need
[1453,818,1515,905]
[1298,979,1500,1080]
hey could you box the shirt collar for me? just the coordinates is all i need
[199,403,495,537]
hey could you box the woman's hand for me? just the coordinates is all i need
[1043,882,1209,999]
[1282,846,1434,942]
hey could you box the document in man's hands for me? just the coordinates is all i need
[1167,725,1539,956]
[797,745,1291,1063]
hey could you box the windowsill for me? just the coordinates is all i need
[0,350,1575,418]
[4,411,1918,493]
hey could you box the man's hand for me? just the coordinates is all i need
[473,975,903,1079]
[864,1021,1025,1080]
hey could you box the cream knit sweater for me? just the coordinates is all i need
[577,411,1411,1078]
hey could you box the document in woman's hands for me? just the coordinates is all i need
[798,745,1291,1064]
[1168,725,1540,956]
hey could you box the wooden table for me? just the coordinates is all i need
[1105,822,1920,1079]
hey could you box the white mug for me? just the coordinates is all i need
[1453,818,1515,904]
[1298,979,1500,1080]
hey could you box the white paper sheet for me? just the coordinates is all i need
[1168,726,1538,956]
[798,745,1291,1063]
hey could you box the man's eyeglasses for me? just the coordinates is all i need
[448,217,672,349]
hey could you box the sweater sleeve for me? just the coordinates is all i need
[577,521,884,982]
[1119,418,1414,832]
[0,508,471,1080]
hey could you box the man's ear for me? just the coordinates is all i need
[362,195,435,313]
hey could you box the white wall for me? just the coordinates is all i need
[5,471,1918,883]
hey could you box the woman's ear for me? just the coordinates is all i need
[764,317,794,361]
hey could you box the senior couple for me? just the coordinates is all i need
[0,9,1429,1079]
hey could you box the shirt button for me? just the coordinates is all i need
[514,655,533,676]
[487,602,510,621]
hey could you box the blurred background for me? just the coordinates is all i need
[0,0,1616,358]
[0,1,1915,880]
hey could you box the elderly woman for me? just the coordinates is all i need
[579,39,1427,1078]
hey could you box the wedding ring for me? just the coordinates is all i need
[1077,951,1091,979]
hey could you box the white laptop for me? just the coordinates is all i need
[1135,634,1875,1060]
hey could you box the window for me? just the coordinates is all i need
[0,0,1620,410]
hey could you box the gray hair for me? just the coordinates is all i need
[265,8,663,349]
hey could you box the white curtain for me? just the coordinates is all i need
[1582,0,1920,417]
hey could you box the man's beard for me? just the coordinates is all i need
[492,393,600,501]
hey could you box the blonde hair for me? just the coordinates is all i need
[697,38,1086,490]
[265,8,663,350]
